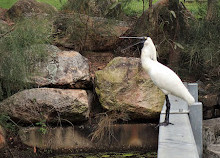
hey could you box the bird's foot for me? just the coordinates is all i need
[156,121,174,128]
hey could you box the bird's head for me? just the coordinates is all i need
[143,37,153,46]
[141,37,157,61]
[136,37,154,50]
[119,36,155,56]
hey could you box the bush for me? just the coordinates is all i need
[180,19,220,85]
[0,17,53,100]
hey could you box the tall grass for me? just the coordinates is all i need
[0,17,53,100]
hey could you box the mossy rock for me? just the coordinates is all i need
[95,57,164,120]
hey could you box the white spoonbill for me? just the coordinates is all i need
[140,37,195,126]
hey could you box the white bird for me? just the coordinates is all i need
[141,37,195,126]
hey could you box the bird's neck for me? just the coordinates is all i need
[141,45,157,61]
[141,54,154,72]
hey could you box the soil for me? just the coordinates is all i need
[81,51,114,78]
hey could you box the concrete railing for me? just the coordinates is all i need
[157,83,203,158]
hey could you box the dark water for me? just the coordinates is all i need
[51,151,157,158]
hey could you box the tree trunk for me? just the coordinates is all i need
[122,0,169,37]
[148,0,153,27]
[167,0,180,69]
[206,0,219,21]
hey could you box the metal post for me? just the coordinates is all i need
[188,83,198,102]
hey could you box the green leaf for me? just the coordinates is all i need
[122,153,134,157]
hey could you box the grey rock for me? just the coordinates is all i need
[203,118,220,158]
[31,50,91,88]
[0,88,91,123]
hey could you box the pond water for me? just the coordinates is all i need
[19,123,158,157]
[19,123,158,151]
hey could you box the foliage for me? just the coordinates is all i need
[36,119,47,134]
[180,19,220,82]
[0,113,17,132]
[0,17,52,100]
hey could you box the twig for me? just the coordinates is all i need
[6,145,14,158]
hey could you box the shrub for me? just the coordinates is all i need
[179,19,220,85]
[0,17,53,100]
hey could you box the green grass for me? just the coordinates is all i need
[122,0,158,17]
[0,0,67,10]
[122,0,207,18]
[38,0,67,10]
[0,0,16,9]
[183,2,207,19]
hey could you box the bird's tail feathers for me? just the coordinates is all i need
[184,92,195,106]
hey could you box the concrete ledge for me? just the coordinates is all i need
[158,114,199,158]
[158,83,202,158]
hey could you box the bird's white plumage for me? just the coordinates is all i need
[141,37,195,105]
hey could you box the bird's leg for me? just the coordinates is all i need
[158,95,174,127]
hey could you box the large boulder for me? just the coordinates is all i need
[203,118,220,158]
[31,48,91,88]
[95,57,164,120]
[0,88,91,124]
[6,0,57,19]
[54,13,129,51]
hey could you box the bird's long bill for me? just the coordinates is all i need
[119,36,147,40]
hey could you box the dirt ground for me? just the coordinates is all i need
[81,51,114,77]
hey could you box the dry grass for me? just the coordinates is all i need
[90,110,129,143]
